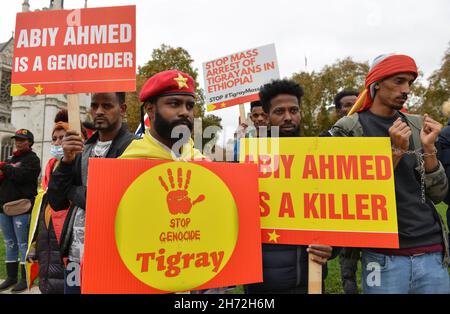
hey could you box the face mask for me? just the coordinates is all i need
[50,145,64,160]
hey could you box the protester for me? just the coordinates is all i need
[120,70,204,161]
[321,90,359,137]
[334,90,359,118]
[0,129,41,293]
[246,100,269,137]
[331,54,450,294]
[233,100,269,161]
[26,110,71,294]
[119,70,229,293]
[47,92,134,294]
[243,79,338,294]
[437,99,450,258]
[320,89,361,293]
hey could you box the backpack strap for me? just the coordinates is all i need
[331,113,363,137]
[398,111,423,151]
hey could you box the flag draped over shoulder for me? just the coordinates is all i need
[120,130,205,161]
[134,113,151,138]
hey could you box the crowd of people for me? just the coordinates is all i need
[0,53,449,294]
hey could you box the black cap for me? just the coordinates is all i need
[12,129,34,143]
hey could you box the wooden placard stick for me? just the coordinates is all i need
[239,104,246,125]
[67,94,82,134]
[308,256,323,294]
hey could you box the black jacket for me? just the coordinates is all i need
[245,244,338,293]
[36,194,65,294]
[47,124,134,257]
[438,118,450,205]
[0,150,41,213]
[245,131,340,293]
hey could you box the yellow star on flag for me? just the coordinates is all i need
[174,73,189,89]
[268,230,281,243]
[220,102,227,108]
[34,85,44,94]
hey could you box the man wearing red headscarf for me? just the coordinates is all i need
[348,54,418,115]
[331,54,450,294]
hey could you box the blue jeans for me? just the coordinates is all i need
[362,249,450,294]
[0,213,30,264]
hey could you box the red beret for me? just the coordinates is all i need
[139,70,196,102]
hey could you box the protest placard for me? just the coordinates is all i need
[204,44,280,112]
[11,5,136,96]
[240,137,399,249]
[82,159,262,294]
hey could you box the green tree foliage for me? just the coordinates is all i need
[291,58,369,135]
[126,44,222,139]
[126,74,147,131]
[199,114,223,150]
[418,45,450,124]
[405,73,427,115]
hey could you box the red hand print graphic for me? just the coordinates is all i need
[159,168,205,215]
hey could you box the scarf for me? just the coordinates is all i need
[119,130,205,161]
[348,54,418,115]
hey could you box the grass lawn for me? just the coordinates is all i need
[0,204,448,294]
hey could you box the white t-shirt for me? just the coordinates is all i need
[68,140,112,262]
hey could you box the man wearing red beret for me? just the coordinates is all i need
[120,70,204,160]
[120,71,227,293]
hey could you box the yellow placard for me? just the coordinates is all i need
[240,137,399,248]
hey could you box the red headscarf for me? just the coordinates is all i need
[348,54,418,115]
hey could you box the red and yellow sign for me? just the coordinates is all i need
[82,159,262,294]
[203,44,279,112]
[11,5,136,96]
[240,137,399,248]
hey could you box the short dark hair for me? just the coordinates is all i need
[54,109,68,123]
[334,89,359,109]
[146,96,159,105]
[259,79,304,113]
[92,92,126,105]
[115,92,126,104]
[250,101,262,111]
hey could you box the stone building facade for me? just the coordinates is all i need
[0,0,91,170]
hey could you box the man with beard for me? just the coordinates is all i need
[244,79,337,294]
[47,92,134,294]
[331,54,449,294]
[119,71,225,293]
[119,70,204,161]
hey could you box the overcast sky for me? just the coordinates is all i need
[1,0,449,142]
